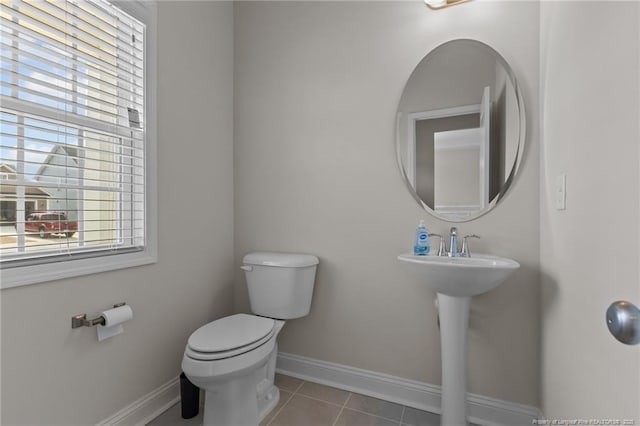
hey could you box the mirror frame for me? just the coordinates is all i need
[395,39,526,222]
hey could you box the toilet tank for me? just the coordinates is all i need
[242,252,319,320]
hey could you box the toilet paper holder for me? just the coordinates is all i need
[71,303,126,329]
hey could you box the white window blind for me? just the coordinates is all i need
[0,0,147,268]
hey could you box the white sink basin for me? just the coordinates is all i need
[397,253,520,297]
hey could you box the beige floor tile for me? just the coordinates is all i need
[346,394,404,421]
[334,408,399,426]
[275,374,304,392]
[400,407,440,426]
[260,390,292,426]
[269,395,342,426]
[297,381,350,405]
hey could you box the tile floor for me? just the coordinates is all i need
[148,374,441,426]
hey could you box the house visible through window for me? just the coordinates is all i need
[0,0,156,284]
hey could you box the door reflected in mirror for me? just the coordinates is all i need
[396,39,525,222]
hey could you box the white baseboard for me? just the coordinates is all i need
[96,376,180,426]
[276,352,542,426]
[96,354,544,426]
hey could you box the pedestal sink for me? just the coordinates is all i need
[397,254,520,425]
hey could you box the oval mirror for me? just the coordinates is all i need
[396,39,525,222]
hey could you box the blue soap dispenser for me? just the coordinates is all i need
[413,220,430,256]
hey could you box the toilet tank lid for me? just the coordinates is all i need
[243,252,319,268]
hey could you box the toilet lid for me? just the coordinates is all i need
[187,313,275,354]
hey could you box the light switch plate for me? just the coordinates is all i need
[555,174,566,210]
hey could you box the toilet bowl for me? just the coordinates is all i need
[181,252,318,426]
[182,314,284,425]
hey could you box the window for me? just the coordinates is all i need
[0,0,157,288]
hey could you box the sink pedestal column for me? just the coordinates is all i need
[437,293,471,426]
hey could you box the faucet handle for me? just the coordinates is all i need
[461,234,480,257]
[428,233,446,256]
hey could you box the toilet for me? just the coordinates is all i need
[181,252,319,426]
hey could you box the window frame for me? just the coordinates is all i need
[0,0,157,289]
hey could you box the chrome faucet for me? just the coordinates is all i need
[461,234,480,257]
[448,227,459,257]
[428,228,481,257]
[438,228,481,257]
[428,233,446,256]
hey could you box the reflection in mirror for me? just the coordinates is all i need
[396,39,525,222]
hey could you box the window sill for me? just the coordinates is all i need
[0,250,157,289]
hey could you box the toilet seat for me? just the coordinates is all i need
[186,314,275,361]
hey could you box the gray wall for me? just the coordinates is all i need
[539,2,640,418]
[0,2,235,424]
[234,1,540,406]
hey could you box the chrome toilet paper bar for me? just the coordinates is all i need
[71,303,126,329]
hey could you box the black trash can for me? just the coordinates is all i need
[180,372,200,419]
